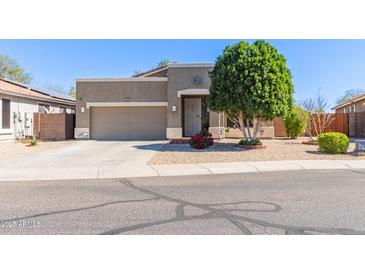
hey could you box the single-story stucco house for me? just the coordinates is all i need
[75,63,275,140]
[333,92,365,113]
[0,78,76,141]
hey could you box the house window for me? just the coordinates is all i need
[2,98,10,129]
[38,103,50,113]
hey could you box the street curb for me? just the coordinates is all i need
[150,159,365,177]
[0,160,364,181]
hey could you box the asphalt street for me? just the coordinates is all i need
[1,169,365,235]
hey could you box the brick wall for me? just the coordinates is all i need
[33,113,75,140]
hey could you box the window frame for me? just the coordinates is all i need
[1,98,11,129]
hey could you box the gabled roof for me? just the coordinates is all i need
[0,78,75,105]
[332,92,365,110]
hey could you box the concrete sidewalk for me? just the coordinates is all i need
[1,159,364,181]
[150,160,365,176]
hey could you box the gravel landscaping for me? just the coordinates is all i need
[0,140,76,160]
[148,137,365,165]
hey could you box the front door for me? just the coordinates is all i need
[184,98,202,136]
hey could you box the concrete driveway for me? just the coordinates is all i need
[0,140,166,181]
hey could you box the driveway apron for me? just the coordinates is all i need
[0,141,165,181]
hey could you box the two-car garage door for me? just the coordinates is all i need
[90,107,166,140]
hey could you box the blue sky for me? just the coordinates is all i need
[1,39,365,108]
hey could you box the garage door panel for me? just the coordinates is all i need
[91,107,166,140]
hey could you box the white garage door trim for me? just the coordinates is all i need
[86,102,168,109]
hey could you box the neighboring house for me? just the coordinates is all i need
[333,93,365,113]
[75,63,275,140]
[0,78,76,141]
[332,93,365,138]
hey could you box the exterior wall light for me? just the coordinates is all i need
[81,107,85,113]
[172,105,177,112]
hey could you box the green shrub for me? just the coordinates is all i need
[238,139,262,146]
[29,139,38,146]
[317,132,349,154]
[284,106,309,139]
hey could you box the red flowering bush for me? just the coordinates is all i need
[189,130,214,149]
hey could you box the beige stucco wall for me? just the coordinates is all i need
[166,66,213,129]
[208,111,226,138]
[225,127,274,139]
[76,79,168,132]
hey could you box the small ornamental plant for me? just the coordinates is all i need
[237,139,265,149]
[284,106,309,139]
[317,132,349,154]
[189,129,214,149]
[29,139,38,146]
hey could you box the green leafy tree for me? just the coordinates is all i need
[284,106,309,139]
[0,54,32,83]
[208,40,294,140]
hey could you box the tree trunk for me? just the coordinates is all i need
[238,113,248,140]
[252,119,262,140]
[228,112,263,141]
[246,119,252,140]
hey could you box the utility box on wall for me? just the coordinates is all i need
[33,113,75,140]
